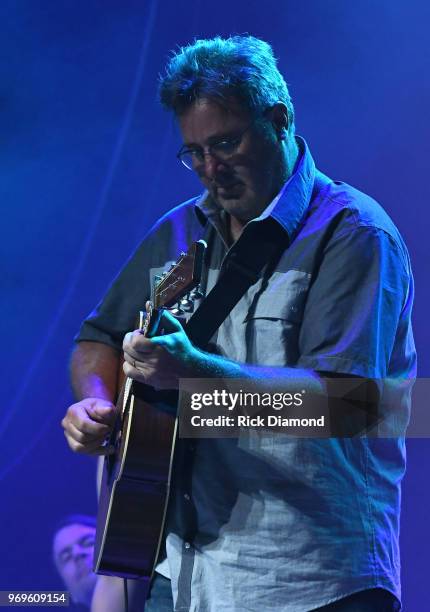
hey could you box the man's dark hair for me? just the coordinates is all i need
[53,514,96,535]
[159,35,295,131]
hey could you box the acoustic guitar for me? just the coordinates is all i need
[93,240,206,591]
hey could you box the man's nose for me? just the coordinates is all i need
[201,154,226,181]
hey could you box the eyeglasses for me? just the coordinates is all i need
[177,120,256,171]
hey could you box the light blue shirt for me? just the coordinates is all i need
[78,138,416,611]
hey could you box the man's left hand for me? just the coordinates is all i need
[122,309,199,389]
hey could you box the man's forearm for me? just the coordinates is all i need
[186,347,326,395]
[70,341,121,401]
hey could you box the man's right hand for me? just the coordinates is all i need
[61,398,117,455]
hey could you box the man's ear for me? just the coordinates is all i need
[266,102,289,140]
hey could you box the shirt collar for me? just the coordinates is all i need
[194,136,316,242]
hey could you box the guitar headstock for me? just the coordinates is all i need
[153,240,206,309]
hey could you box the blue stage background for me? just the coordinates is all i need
[1,1,429,608]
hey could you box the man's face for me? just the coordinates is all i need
[53,523,97,606]
[178,97,283,224]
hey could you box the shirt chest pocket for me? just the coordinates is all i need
[243,270,311,366]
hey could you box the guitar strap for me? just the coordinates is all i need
[185,173,330,349]
[185,217,289,348]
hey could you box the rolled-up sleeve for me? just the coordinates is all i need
[74,198,205,350]
[296,225,411,379]
[75,239,153,350]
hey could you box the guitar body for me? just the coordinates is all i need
[94,383,177,581]
[93,240,206,587]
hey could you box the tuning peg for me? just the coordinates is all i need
[169,302,184,316]
[180,293,194,312]
[190,285,204,300]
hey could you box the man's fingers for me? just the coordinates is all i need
[63,430,115,455]
[123,310,185,354]
[61,398,118,455]
[63,418,110,445]
[86,402,117,426]
[62,410,112,436]
[123,331,153,355]
[159,309,184,334]
[123,359,146,383]
[122,351,138,367]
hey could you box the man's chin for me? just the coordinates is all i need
[215,195,256,223]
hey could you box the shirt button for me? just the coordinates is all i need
[184,493,190,501]
[184,542,191,549]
